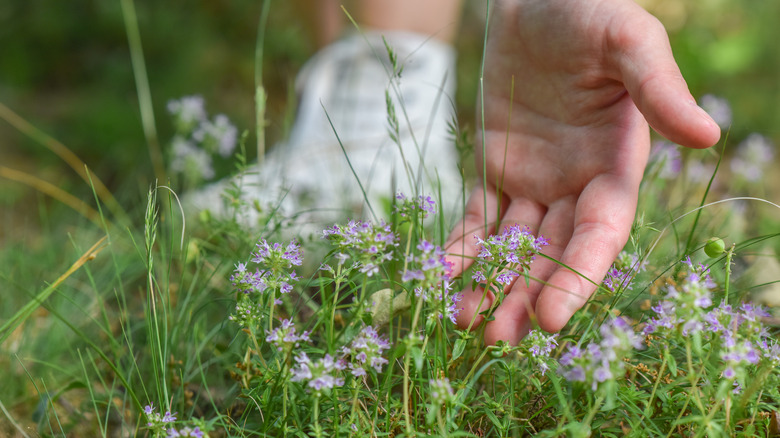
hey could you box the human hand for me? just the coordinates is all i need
[445,0,721,345]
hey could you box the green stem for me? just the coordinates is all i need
[462,348,490,386]
[403,299,425,434]
[724,243,735,302]
[583,394,605,428]
[643,351,668,418]
[684,339,706,414]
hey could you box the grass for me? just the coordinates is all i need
[2,2,780,437]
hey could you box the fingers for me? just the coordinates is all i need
[533,174,638,333]
[608,7,721,149]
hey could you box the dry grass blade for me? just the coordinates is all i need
[0,165,103,229]
[0,102,129,225]
[0,236,109,346]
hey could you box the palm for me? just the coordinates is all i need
[447,0,720,344]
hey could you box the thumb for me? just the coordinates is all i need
[609,9,721,149]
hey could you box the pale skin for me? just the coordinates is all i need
[444,0,721,345]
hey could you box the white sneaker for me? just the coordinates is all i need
[187,30,462,232]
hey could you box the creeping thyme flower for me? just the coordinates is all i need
[472,224,549,286]
[523,329,559,375]
[290,352,346,394]
[170,136,215,181]
[167,95,207,133]
[559,317,641,390]
[420,284,463,325]
[649,140,682,179]
[429,378,455,405]
[166,426,204,438]
[758,338,780,365]
[231,239,302,295]
[266,319,311,354]
[603,251,647,292]
[322,220,398,276]
[731,133,775,182]
[193,114,238,158]
[643,257,715,336]
[143,403,177,429]
[721,337,760,380]
[340,325,391,377]
[402,240,461,324]
[403,240,451,288]
[394,192,437,218]
[700,300,771,380]
[699,94,732,129]
[646,259,773,381]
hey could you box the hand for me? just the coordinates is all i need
[445,0,720,345]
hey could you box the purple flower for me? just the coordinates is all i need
[193,113,238,158]
[232,238,302,297]
[143,404,177,429]
[559,317,640,390]
[649,141,682,179]
[167,426,204,438]
[472,225,549,287]
[429,378,455,405]
[395,192,437,218]
[266,319,311,353]
[170,136,215,181]
[291,353,346,393]
[340,326,391,377]
[323,220,397,277]
[167,95,207,133]
[731,133,775,182]
[524,329,559,375]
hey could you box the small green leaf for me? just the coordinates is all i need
[451,338,467,362]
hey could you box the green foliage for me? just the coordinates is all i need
[2,1,780,437]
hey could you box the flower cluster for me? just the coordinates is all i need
[403,240,461,324]
[730,133,775,182]
[340,325,391,377]
[429,377,455,405]
[403,240,451,290]
[231,239,302,295]
[290,352,346,394]
[394,192,437,218]
[643,257,776,380]
[649,141,682,180]
[603,251,647,293]
[229,239,302,327]
[322,220,398,276]
[559,317,643,390]
[266,319,311,354]
[166,426,205,438]
[166,95,237,183]
[170,136,215,180]
[701,301,771,380]
[143,404,176,431]
[472,224,549,286]
[523,329,559,375]
[193,113,238,158]
[643,257,715,336]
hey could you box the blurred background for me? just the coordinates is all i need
[1,0,778,261]
[1,2,779,434]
